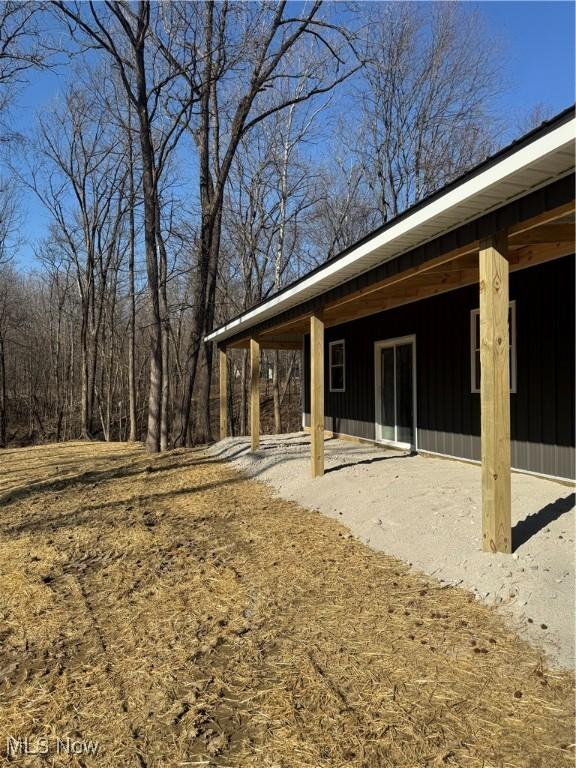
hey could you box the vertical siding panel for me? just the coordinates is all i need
[554,256,575,478]
[512,276,527,471]
[526,268,542,473]
[541,265,557,476]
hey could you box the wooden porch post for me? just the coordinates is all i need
[479,232,511,553]
[250,338,260,451]
[310,313,325,477]
[219,347,227,441]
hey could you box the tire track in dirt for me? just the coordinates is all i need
[63,564,149,768]
[0,446,162,767]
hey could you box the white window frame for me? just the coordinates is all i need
[329,339,346,393]
[470,300,517,394]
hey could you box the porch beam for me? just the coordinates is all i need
[310,313,325,478]
[219,347,227,441]
[325,242,479,315]
[254,338,304,350]
[250,338,260,451]
[479,232,511,553]
[509,223,574,245]
[321,240,574,330]
[509,239,575,269]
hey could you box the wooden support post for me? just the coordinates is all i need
[250,338,260,452]
[219,347,227,441]
[310,313,325,478]
[479,232,511,553]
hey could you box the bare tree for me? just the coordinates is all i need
[126,100,138,442]
[309,149,376,259]
[0,177,20,267]
[54,0,197,452]
[156,1,360,445]
[214,92,324,435]
[354,2,500,222]
[516,103,555,136]
[26,83,128,438]
[0,1,44,131]
[0,180,22,444]
[35,244,75,442]
[0,1,45,445]
[0,1,513,450]
[0,266,17,445]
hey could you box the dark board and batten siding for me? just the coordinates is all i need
[303,255,575,479]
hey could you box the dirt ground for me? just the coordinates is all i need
[0,442,573,767]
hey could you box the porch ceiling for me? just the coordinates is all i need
[224,202,575,349]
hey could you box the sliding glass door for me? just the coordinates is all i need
[376,337,416,449]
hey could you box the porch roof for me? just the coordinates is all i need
[206,106,575,348]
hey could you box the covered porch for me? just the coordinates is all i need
[216,198,575,555]
[207,110,575,556]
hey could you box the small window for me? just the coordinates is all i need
[471,301,516,394]
[329,340,345,392]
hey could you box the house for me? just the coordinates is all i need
[206,106,576,555]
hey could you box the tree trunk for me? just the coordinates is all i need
[157,199,170,451]
[192,200,222,445]
[177,218,216,446]
[193,341,212,444]
[105,327,114,441]
[134,39,163,453]
[175,3,215,447]
[270,107,292,437]
[160,302,169,450]
[227,355,234,437]
[175,214,212,447]
[80,319,91,439]
[66,322,74,441]
[0,334,6,447]
[127,106,138,443]
[89,325,99,437]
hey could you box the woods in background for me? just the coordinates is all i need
[0,1,509,450]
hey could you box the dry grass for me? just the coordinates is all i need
[0,441,573,768]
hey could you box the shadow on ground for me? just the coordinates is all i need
[512,493,575,551]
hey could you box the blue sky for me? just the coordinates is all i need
[479,1,575,125]
[7,1,576,270]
